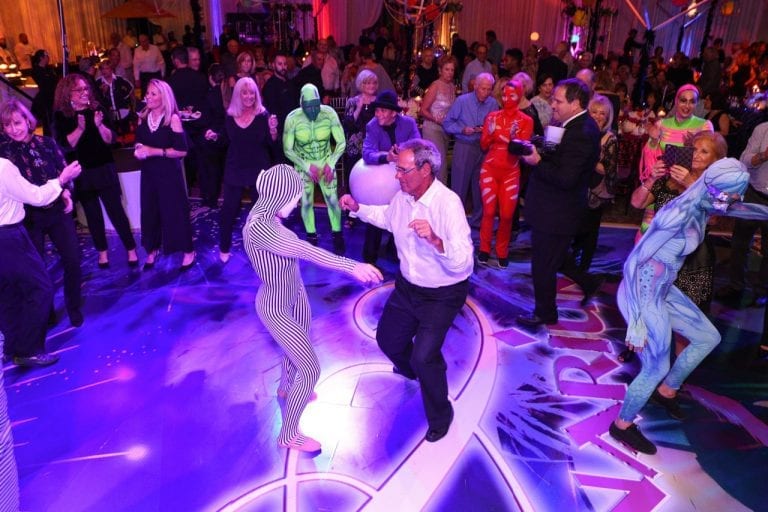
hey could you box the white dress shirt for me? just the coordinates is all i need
[133,44,165,81]
[0,158,62,225]
[354,178,474,287]
[740,121,768,194]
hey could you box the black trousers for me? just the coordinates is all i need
[77,166,136,252]
[219,183,256,253]
[531,229,599,322]
[140,166,194,254]
[0,224,53,358]
[363,225,384,263]
[25,203,82,317]
[376,274,469,429]
[198,140,224,207]
[728,185,768,289]
[571,205,604,273]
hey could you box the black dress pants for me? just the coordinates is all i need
[531,229,600,322]
[0,224,53,358]
[219,183,257,253]
[376,274,469,429]
[25,203,82,317]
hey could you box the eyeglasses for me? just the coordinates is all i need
[72,87,89,93]
[395,165,419,175]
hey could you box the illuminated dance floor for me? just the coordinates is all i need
[4,205,767,511]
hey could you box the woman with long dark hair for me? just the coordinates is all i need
[52,74,138,268]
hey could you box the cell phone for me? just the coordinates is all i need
[662,145,694,171]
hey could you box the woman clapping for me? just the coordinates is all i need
[134,79,195,271]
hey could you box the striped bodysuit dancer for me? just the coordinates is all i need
[243,164,361,452]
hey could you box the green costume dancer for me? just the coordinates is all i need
[283,84,346,253]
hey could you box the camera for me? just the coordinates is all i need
[507,135,559,156]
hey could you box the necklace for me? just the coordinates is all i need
[147,111,162,133]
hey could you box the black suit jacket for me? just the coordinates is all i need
[524,111,601,235]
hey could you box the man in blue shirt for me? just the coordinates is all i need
[443,73,499,228]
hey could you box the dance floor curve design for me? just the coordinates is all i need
[3,204,767,512]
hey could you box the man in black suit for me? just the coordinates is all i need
[166,46,213,205]
[262,52,299,164]
[517,78,604,327]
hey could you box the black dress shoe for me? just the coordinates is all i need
[98,261,110,269]
[581,275,606,307]
[609,422,657,455]
[13,353,60,368]
[127,258,139,268]
[306,233,319,246]
[392,366,417,380]
[516,313,557,327]
[425,405,454,443]
[650,389,686,420]
[143,251,159,271]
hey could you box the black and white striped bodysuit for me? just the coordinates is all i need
[243,164,357,446]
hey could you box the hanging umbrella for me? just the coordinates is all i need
[102,0,176,19]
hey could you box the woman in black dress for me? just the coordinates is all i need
[52,74,138,269]
[0,99,83,326]
[205,77,278,263]
[134,79,195,270]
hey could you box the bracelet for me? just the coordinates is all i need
[162,148,167,158]
[641,182,652,192]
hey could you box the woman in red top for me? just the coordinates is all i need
[478,80,534,268]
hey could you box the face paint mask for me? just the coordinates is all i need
[502,80,523,112]
[302,99,321,121]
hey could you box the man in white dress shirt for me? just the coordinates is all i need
[0,157,81,367]
[133,33,165,94]
[340,138,474,443]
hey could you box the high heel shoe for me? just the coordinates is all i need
[180,252,196,272]
[143,250,159,271]
[127,250,139,267]
[98,250,109,269]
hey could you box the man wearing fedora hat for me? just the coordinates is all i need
[360,89,421,263]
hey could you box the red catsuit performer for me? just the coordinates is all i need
[478,80,533,268]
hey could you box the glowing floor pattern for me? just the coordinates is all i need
[3,206,767,512]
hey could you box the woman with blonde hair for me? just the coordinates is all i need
[1,98,84,326]
[342,69,378,182]
[420,55,457,184]
[134,79,195,270]
[571,94,618,273]
[230,50,256,86]
[206,77,278,263]
[52,73,138,269]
